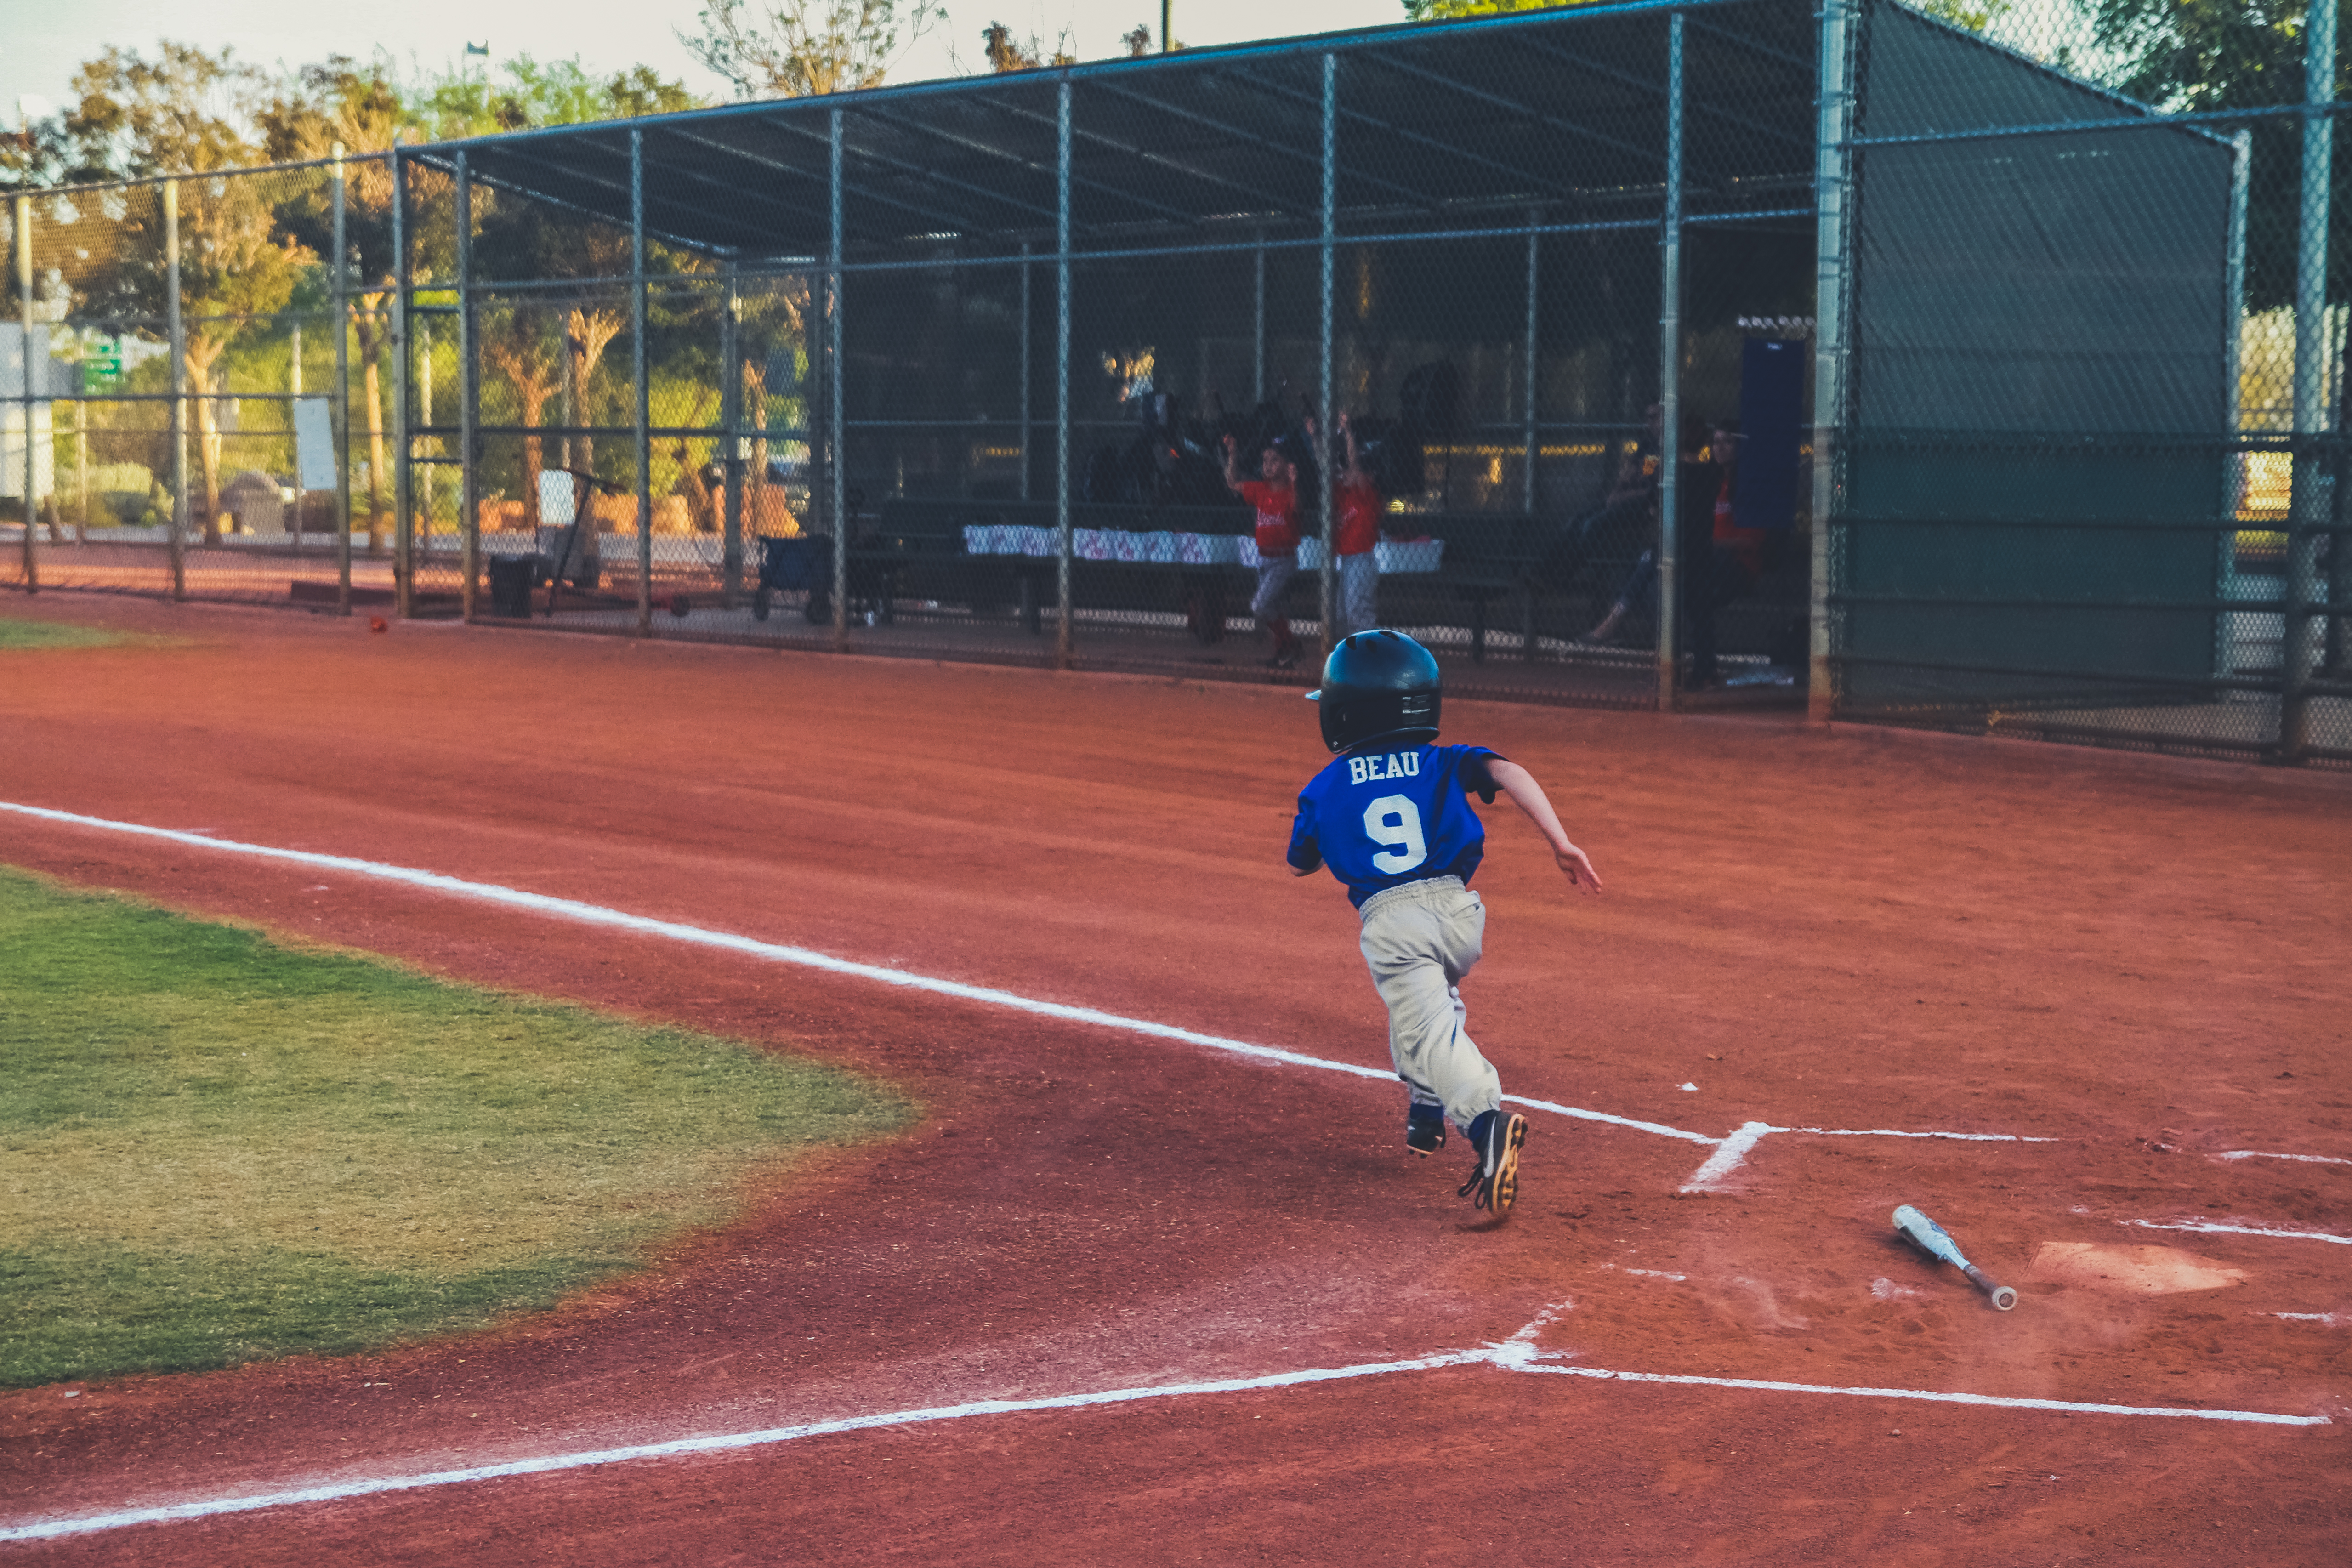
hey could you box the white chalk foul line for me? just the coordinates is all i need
[1775,1125,2063,1143]
[1,800,1729,1142]
[1507,1364,2333,1426]
[0,801,2044,1170]
[2128,1218,2352,1246]
[2217,1150,2352,1167]
[6,1330,2328,1543]
[0,1352,1480,1545]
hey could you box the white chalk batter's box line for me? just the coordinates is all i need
[0,800,2142,1196]
[0,1301,2329,1546]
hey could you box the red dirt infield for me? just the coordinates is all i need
[1,594,2347,1565]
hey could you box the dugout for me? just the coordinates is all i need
[373,0,2238,710]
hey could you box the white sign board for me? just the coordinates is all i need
[538,470,576,525]
[292,397,337,492]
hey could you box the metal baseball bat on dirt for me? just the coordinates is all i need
[1892,1204,2017,1310]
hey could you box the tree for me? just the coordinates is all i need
[681,0,945,98]
[981,22,1076,72]
[484,314,560,529]
[404,55,705,140]
[2085,0,2343,312]
[252,57,407,548]
[176,182,312,542]
[564,307,626,489]
[35,43,263,183]
[1915,0,2014,31]
[1400,0,1591,20]
[250,52,707,543]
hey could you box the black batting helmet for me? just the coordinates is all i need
[1309,630,1442,754]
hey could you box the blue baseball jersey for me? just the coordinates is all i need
[1286,744,1504,908]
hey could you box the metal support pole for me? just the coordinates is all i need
[2284,0,2338,759]
[631,129,652,636]
[1318,53,1338,659]
[2220,129,2250,672]
[1253,236,1266,405]
[333,144,352,614]
[1809,0,1855,724]
[1018,241,1032,502]
[1522,212,1543,660]
[721,260,743,609]
[456,151,479,623]
[1056,78,1074,670]
[166,179,187,601]
[1523,213,1540,517]
[391,150,413,618]
[829,108,849,652]
[1657,11,1686,711]
[15,193,35,592]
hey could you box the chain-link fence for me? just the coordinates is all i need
[0,1,1825,716]
[9,0,2344,759]
[1824,0,2352,764]
[3,158,403,611]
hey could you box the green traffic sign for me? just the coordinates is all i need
[82,341,123,392]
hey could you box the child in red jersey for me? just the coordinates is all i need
[1222,431,1303,668]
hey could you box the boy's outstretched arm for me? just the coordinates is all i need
[1484,758,1602,893]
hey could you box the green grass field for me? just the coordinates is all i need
[0,619,134,651]
[0,868,913,1388]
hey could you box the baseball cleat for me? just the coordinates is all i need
[1457,1111,1528,1220]
[1405,1101,1447,1158]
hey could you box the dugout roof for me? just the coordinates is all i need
[406,0,1823,262]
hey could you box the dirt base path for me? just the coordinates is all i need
[2,597,2347,1564]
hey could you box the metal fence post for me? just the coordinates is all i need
[1810,0,1856,725]
[1523,205,1542,661]
[165,179,187,602]
[1318,52,1338,660]
[1056,77,1074,671]
[1657,11,1685,711]
[333,143,352,615]
[457,150,479,624]
[1018,241,1032,502]
[2284,0,2339,761]
[631,127,653,637]
[1253,235,1266,406]
[2217,129,2251,678]
[829,108,849,653]
[391,148,413,619]
[721,259,742,610]
[15,193,35,593]
[1523,210,1540,518]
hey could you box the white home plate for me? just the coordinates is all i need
[2030,1242,2248,1295]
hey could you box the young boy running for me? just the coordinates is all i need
[1285,630,1603,1221]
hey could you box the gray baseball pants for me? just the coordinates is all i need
[1357,875,1503,1136]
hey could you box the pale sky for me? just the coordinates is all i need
[4,0,1411,129]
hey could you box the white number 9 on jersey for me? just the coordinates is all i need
[1363,794,1429,874]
